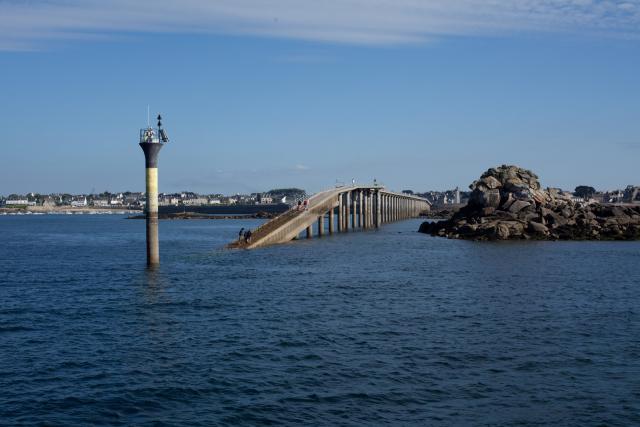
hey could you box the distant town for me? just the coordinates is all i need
[1,185,639,210]
[0,188,308,210]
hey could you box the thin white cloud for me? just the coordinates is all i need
[1,0,639,50]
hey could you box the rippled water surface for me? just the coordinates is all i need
[1,215,640,426]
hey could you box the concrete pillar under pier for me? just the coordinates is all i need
[382,194,387,223]
[353,191,358,229]
[384,195,388,223]
[345,192,351,232]
[371,191,376,228]
[358,190,363,228]
[368,192,374,228]
[338,195,344,232]
[341,193,347,231]
[376,191,382,228]
[373,191,377,227]
[329,208,335,234]
[363,192,369,229]
[351,191,356,229]
[369,192,374,228]
[318,215,324,237]
[390,196,394,222]
[306,225,313,239]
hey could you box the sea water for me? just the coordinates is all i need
[1,215,639,426]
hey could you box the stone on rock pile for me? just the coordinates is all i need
[419,165,640,241]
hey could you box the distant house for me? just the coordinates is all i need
[624,186,640,203]
[223,197,237,205]
[182,197,208,206]
[257,194,274,204]
[604,190,625,204]
[570,195,585,203]
[124,195,139,206]
[71,197,87,207]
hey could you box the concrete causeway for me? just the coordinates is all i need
[229,185,431,249]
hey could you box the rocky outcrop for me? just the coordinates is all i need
[419,207,458,220]
[419,165,640,241]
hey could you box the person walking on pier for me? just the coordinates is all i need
[238,227,245,241]
[244,230,252,243]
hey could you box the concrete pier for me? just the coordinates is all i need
[233,185,431,249]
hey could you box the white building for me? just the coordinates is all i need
[6,199,35,206]
[182,198,208,206]
[71,197,87,207]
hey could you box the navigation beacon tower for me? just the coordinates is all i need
[139,114,169,266]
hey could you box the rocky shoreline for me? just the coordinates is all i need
[419,207,459,220]
[419,165,640,241]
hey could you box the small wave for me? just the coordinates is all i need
[0,325,34,333]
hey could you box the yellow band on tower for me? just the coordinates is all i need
[145,167,159,213]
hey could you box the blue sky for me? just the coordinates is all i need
[1,0,639,195]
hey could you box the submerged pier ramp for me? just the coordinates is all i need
[229,185,431,249]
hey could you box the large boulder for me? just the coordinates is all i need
[420,165,640,241]
[467,165,544,214]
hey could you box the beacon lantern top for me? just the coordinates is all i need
[140,113,169,144]
[140,127,160,144]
